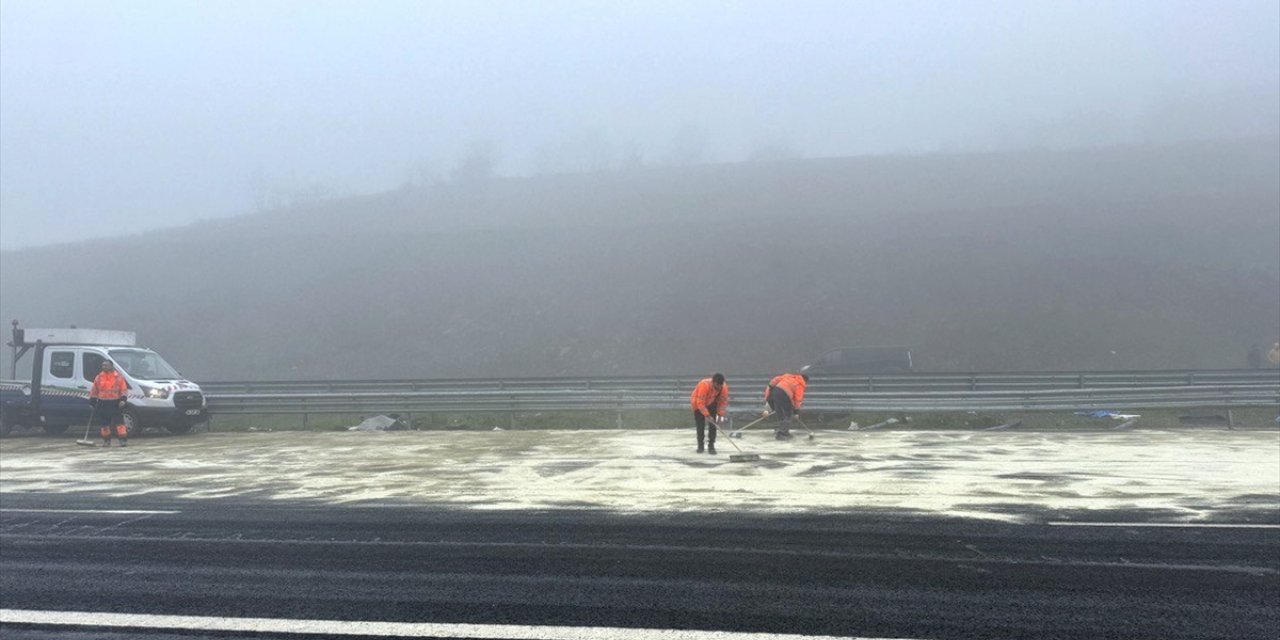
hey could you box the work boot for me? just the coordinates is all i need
[707,444,717,455]
[696,444,704,454]
[775,429,793,440]
[101,439,111,447]
[118,439,128,448]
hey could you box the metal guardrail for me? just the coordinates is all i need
[201,370,1280,395]
[202,369,1280,420]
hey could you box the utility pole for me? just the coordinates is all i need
[8,320,18,380]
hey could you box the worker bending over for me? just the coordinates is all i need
[690,373,729,454]
[765,373,808,440]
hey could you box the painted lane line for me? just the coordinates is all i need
[0,508,179,515]
[0,609,909,639]
[1047,522,1280,529]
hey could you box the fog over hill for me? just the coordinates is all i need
[2,137,1277,380]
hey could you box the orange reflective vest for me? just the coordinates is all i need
[764,373,806,409]
[90,370,129,400]
[690,378,729,416]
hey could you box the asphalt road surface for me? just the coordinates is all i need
[2,428,1277,639]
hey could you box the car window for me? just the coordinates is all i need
[82,352,106,382]
[49,351,74,379]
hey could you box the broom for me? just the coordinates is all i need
[793,415,817,440]
[714,419,760,462]
[730,411,772,438]
[75,403,97,447]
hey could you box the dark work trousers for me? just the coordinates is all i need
[694,403,720,448]
[767,386,795,430]
[95,402,125,439]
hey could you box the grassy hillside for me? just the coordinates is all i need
[2,137,1277,380]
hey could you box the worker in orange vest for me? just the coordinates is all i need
[690,373,729,454]
[90,360,130,447]
[764,373,808,440]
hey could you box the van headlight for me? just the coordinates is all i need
[144,386,170,400]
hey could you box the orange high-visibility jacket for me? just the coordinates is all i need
[764,373,806,409]
[690,378,729,417]
[90,370,129,400]
[764,375,786,401]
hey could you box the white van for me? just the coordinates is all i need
[1,327,207,436]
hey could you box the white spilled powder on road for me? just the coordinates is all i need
[1,429,1278,521]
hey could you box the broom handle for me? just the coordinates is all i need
[731,412,772,434]
[703,416,745,453]
[82,404,96,440]
[793,414,814,434]
[717,422,747,454]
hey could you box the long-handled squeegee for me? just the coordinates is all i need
[720,433,761,463]
[75,407,97,447]
[713,420,760,462]
[793,415,817,440]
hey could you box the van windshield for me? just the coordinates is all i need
[108,349,182,380]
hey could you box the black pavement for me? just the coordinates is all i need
[1,491,1276,639]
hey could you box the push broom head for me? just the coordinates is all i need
[720,431,761,462]
[75,409,96,445]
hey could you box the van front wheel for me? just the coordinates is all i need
[123,410,142,438]
[42,424,69,435]
[167,423,193,435]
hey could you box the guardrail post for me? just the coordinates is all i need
[302,413,309,430]
[616,395,623,429]
[970,375,977,391]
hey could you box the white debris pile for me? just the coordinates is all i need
[347,415,408,431]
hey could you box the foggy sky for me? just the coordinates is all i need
[2,0,1277,249]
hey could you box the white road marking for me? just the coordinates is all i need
[0,508,179,514]
[0,609,909,639]
[1047,522,1280,529]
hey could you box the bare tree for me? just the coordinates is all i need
[451,140,499,183]
[248,166,271,212]
[665,123,709,165]
[401,156,439,189]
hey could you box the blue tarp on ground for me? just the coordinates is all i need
[1075,410,1141,419]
